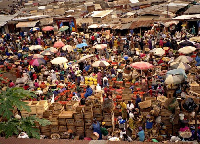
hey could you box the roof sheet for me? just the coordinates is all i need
[91,10,113,18]
[130,20,154,29]
[16,21,39,28]
[184,5,200,14]
[0,14,16,27]
[120,22,132,30]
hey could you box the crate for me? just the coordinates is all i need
[84,106,92,112]
[66,119,75,126]
[84,119,92,126]
[76,126,84,132]
[93,108,102,114]
[59,111,74,119]
[76,105,85,113]
[41,132,51,137]
[59,126,67,132]
[75,119,84,127]
[84,112,93,119]
[51,121,58,125]
[43,110,52,118]
[36,114,43,119]
[74,113,83,120]
[53,106,64,115]
[51,126,59,133]
[85,129,93,137]
[29,101,38,114]
[103,112,114,121]
[49,116,58,122]
[67,126,76,132]
[58,118,66,125]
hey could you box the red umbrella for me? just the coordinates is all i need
[29,58,46,66]
[42,26,54,31]
[130,62,154,70]
[54,41,65,48]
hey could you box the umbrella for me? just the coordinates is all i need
[42,26,54,31]
[30,27,40,32]
[130,62,154,70]
[92,61,110,67]
[29,45,43,51]
[175,56,193,63]
[165,75,184,85]
[151,48,165,56]
[33,54,44,59]
[179,40,194,47]
[29,58,46,66]
[167,68,187,78]
[178,46,196,54]
[54,41,65,48]
[170,62,191,70]
[78,54,94,62]
[51,57,68,64]
[59,26,69,32]
[124,55,129,60]
[93,44,107,49]
[62,45,73,52]
[40,51,54,56]
[189,36,200,42]
[76,43,88,48]
[45,47,58,53]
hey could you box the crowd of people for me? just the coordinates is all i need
[1,24,200,142]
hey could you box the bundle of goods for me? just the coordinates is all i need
[85,76,97,86]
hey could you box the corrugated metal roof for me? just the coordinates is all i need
[16,21,39,28]
[120,23,132,30]
[130,20,154,29]
[0,14,16,27]
[91,10,113,18]
[76,18,93,26]
[39,18,54,26]
[184,5,200,14]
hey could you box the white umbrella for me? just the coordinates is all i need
[151,48,165,56]
[62,45,73,52]
[175,56,193,63]
[93,44,107,49]
[29,45,43,50]
[165,75,184,85]
[92,61,110,67]
[51,57,68,64]
[170,62,191,70]
[178,46,196,54]
[78,54,94,62]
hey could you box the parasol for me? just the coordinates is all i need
[45,47,58,53]
[32,54,44,59]
[175,56,193,63]
[170,62,191,70]
[92,61,110,67]
[78,54,94,62]
[51,57,68,64]
[40,51,54,56]
[151,48,165,56]
[30,27,40,32]
[189,36,200,42]
[42,26,54,31]
[130,62,154,70]
[59,26,69,32]
[76,43,88,48]
[93,44,107,49]
[165,75,184,85]
[179,40,194,47]
[167,68,187,78]
[62,45,73,52]
[29,58,46,66]
[54,41,65,48]
[178,46,196,54]
[29,45,43,51]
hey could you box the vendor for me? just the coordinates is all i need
[91,118,102,140]
[84,85,93,98]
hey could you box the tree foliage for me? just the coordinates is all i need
[0,88,51,139]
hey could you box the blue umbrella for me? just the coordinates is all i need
[30,27,40,32]
[124,56,128,60]
[167,68,187,78]
[76,43,88,48]
[81,43,88,47]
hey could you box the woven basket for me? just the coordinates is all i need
[51,133,60,139]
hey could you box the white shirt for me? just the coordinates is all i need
[127,103,134,113]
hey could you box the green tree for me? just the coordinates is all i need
[0,87,51,139]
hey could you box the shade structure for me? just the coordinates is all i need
[62,45,73,52]
[30,27,40,32]
[179,40,194,47]
[93,44,107,49]
[178,46,196,54]
[170,62,191,70]
[189,36,200,42]
[42,26,54,31]
[130,62,154,70]
[78,54,94,62]
[54,41,65,48]
[165,75,184,85]
[92,61,110,67]
[29,45,43,50]
[32,54,44,59]
[167,68,187,78]
[151,48,165,56]
[51,57,68,64]
[29,58,45,66]
[59,26,69,32]
[45,47,58,53]
[175,56,193,63]
[40,51,54,56]
[76,43,88,48]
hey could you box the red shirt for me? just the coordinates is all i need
[32,73,37,80]
[23,85,29,90]
[9,82,15,87]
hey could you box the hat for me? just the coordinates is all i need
[102,122,105,125]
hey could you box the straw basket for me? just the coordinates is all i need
[51,133,60,139]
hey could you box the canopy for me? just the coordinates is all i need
[51,57,68,64]
[130,62,154,70]
[16,21,39,28]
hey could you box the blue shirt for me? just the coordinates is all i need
[138,130,145,141]
[146,121,153,129]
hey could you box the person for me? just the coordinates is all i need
[84,85,93,98]
[120,100,127,120]
[97,70,102,86]
[91,118,102,140]
[127,101,134,114]
[136,127,145,142]
[9,80,15,87]
[135,94,141,108]
[145,115,153,137]
[100,122,108,140]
